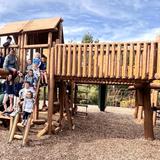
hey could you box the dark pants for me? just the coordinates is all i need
[22,111,31,120]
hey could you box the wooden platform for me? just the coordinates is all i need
[0,112,13,131]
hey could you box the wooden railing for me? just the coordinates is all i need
[54,42,160,80]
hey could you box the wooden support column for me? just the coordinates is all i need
[59,81,64,124]
[137,89,144,121]
[143,84,154,140]
[48,45,55,134]
[47,32,53,74]
[134,90,138,119]
[22,33,27,72]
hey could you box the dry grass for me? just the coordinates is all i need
[1,106,160,160]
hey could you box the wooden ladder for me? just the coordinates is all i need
[8,78,42,146]
[8,112,33,146]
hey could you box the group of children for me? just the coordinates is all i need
[0,50,47,126]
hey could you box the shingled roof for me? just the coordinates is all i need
[0,17,62,36]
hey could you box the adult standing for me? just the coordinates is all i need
[3,49,18,76]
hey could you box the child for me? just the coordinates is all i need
[24,69,37,88]
[19,81,35,104]
[21,91,34,126]
[26,59,32,73]
[2,74,14,112]
[32,64,40,81]
[39,56,47,85]
[33,52,41,68]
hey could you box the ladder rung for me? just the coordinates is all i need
[14,134,23,140]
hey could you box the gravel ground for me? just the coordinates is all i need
[1,106,160,160]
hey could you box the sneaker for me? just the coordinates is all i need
[24,120,28,126]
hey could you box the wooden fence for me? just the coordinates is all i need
[54,42,160,81]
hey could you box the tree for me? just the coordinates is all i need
[82,32,94,43]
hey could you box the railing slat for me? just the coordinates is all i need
[77,45,82,77]
[122,44,128,78]
[54,45,58,75]
[62,45,66,76]
[94,45,98,77]
[156,42,160,78]
[57,45,62,75]
[83,44,87,77]
[67,45,71,76]
[116,44,121,78]
[135,43,141,79]
[128,43,134,79]
[99,44,104,78]
[72,45,76,76]
[110,44,115,78]
[88,44,93,77]
[142,43,147,79]
[149,43,155,79]
[104,44,109,77]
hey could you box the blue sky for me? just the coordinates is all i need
[0,0,160,42]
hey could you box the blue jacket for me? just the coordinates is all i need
[2,81,14,94]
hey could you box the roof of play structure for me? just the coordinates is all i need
[0,17,63,36]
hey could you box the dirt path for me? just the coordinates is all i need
[1,106,160,160]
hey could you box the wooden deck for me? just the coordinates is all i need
[54,42,160,84]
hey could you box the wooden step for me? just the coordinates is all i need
[14,134,23,140]
[32,119,46,125]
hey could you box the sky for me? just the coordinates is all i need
[0,0,160,42]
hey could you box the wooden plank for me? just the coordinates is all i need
[99,44,104,78]
[54,45,58,75]
[77,45,82,77]
[67,45,72,76]
[62,45,66,76]
[110,44,115,78]
[72,45,77,76]
[116,44,121,78]
[57,45,62,75]
[83,44,87,77]
[88,44,93,77]
[24,44,49,49]
[122,43,128,78]
[48,46,55,134]
[94,44,98,77]
[156,42,160,78]
[135,43,141,79]
[47,32,53,74]
[142,43,148,79]
[104,44,109,77]
[149,43,155,79]
[128,43,134,79]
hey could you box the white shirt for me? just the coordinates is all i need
[23,98,34,113]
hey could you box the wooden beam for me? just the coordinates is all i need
[24,44,49,49]
[48,46,55,134]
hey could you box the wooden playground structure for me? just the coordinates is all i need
[0,17,160,145]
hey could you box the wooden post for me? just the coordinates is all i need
[48,45,55,134]
[143,85,154,140]
[59,81,64,125]
[134,90,138,119]
[137,89,144,121]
